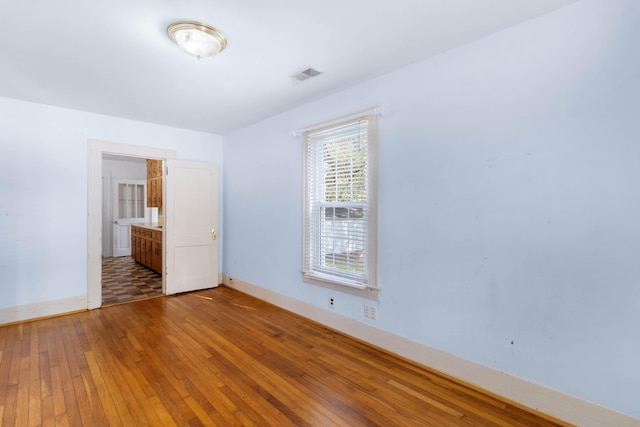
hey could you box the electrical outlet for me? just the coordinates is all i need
[364,304,377,319]
[329,296,335,309]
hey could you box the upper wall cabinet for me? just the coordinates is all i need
[146,159,163,208]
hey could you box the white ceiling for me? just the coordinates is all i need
[0,0,576,135]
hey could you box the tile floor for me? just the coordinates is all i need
[102,256,163,305]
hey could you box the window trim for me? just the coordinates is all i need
[302,109,379,294]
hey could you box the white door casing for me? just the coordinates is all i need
[111,179,148,257]
[87,140,176,309]
[165,160,219,294]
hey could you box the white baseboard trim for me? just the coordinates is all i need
[0,295,87,326]
[222,275,638,427]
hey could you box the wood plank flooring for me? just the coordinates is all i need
[0,286,571,426]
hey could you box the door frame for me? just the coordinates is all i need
[87,139,176,309]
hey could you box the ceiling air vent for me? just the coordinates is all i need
[291,67,322,85]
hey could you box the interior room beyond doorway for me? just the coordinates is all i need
[101,154,163,305]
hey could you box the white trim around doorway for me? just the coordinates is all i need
[87,139,176,310]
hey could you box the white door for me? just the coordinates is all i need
[112,179,148,257]
[165,160,219,294]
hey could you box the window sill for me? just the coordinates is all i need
[303,272,379,301]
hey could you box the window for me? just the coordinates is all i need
[117,182,146,219]
[303,112,378,289]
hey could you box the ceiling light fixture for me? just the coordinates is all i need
[167,21,227,60]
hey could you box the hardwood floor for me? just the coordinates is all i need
[0,286,570,426]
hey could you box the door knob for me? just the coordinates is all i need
[211,229,217,241]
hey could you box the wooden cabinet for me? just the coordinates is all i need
[131,225,162,274]
[146,159,163,208]
[151,230,162,273]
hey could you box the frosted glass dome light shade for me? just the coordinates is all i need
[167,21,227,60]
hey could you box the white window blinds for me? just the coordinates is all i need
[303,115,378,289]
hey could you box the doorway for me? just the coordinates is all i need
[87,140,176,309]
[101,156,161,305]
[88,140,220,309]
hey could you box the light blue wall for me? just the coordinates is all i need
[223,0,640,418]
[0,98,223,309]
